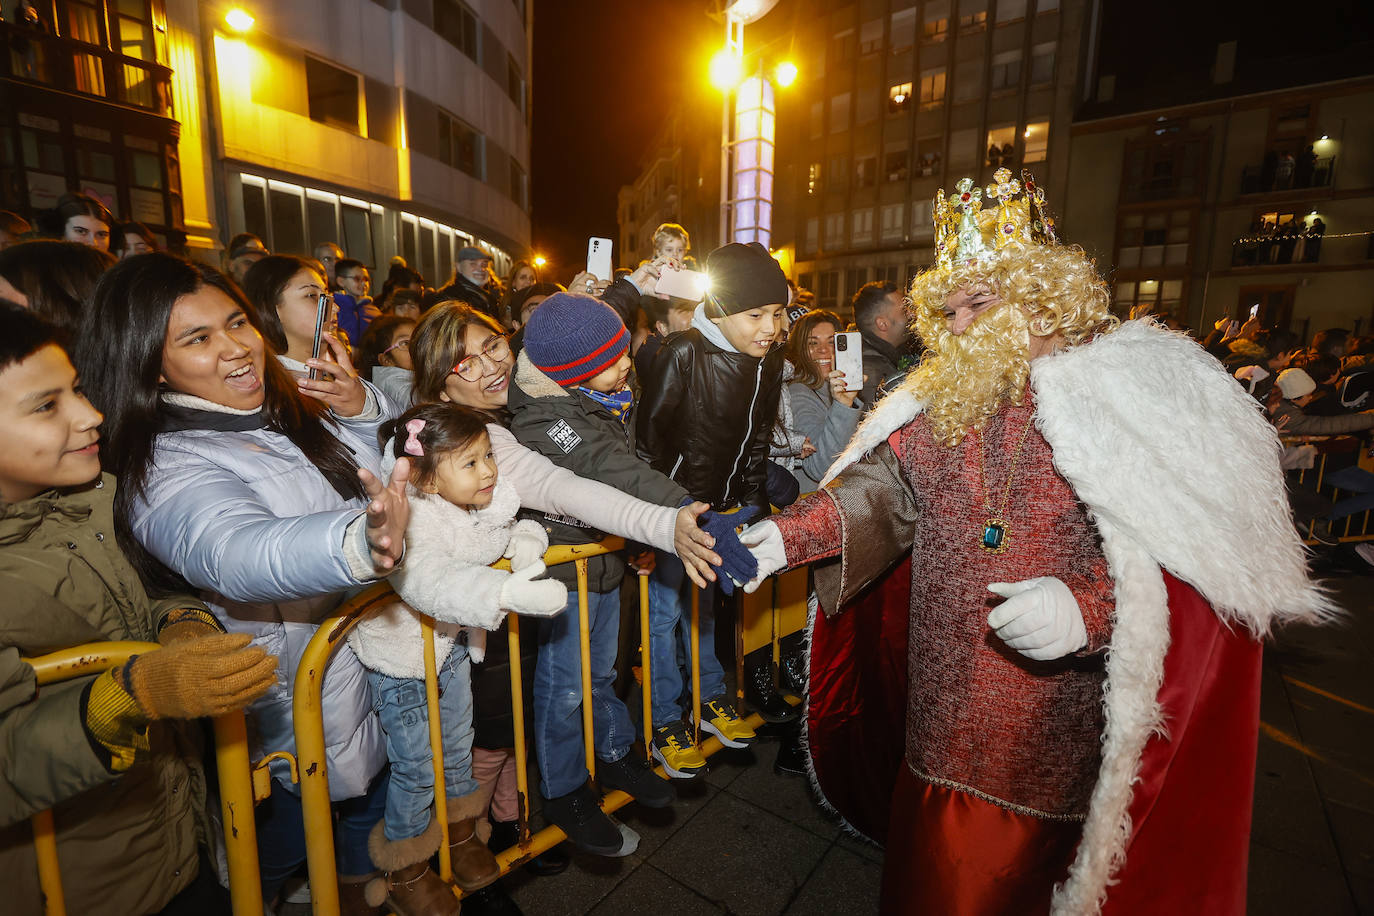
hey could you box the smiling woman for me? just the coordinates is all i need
[73,252,412,906]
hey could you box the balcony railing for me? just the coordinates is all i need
[1239,156,1335,195]
[2,20,173,117]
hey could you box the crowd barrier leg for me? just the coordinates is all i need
[422,618,452,884]
[638,575,653,759]
[212,712,265,915]
[294,623,344,916]
[32,809,64,916]
[575,559,596,780]
[507,614,531,844]
[690,587,702,744]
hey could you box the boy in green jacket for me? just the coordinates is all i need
[0,304,275,915]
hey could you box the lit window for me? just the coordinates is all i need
[986,125,1017,167]
[888,82,914,113]
[919,68,946,105]
[807,162,822,195]
[923,0,950,40]
[1024,120,1050,162]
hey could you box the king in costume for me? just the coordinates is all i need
[741,169,1336,915]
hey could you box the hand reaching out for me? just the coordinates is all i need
[358,457,410,571]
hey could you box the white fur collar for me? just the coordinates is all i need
[408,473,519,553]
[514,350,570,399]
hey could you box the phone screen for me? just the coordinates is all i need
[1249,304,1260,320]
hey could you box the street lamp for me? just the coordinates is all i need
[714,0,789,249]
[532,255,547,269]
[225,8,254,32]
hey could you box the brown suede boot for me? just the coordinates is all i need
[444,793,502,892]
[364,818,460,916]
[338,872,385,916]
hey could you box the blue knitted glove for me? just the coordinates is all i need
[698,506,760,595]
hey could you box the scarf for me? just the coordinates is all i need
[576,386,634,425]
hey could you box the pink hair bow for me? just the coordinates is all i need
[404,418,426,457]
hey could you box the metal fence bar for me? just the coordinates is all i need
[23,641,262,916]
[422,617,452,884]
[575,558,596,780]
[507,613,530,844]
[690,586,702,744]
[638,575,653,760]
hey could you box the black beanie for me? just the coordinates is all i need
[704,242,788,316]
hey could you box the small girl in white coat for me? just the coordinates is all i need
[347,402,566,913]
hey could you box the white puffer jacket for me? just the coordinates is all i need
[347,477,546,679]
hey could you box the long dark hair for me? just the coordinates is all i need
[241,254,326,352]
[37,192,112,238]
[0,239,115,338]
[785,309,844,390]
[74,252,366,588]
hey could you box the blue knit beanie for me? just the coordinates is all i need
[523,292,631,387]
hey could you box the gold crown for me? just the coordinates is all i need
[932,168,1058,272]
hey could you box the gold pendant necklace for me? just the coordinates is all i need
[976,412,1036,554]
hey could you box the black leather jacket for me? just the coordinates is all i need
[636,328,785,515]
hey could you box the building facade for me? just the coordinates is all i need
[1066,79,1374,336]
[1,0,533,283]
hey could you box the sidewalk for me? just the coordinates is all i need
[504,569,1373,915]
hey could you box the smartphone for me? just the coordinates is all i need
[655,265,707,301]
[833,331,864,392]
[587,237,613,283]
[307,293,329,381]
[1248,303,1260,320]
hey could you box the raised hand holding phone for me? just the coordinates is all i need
[587,237,613,284]
[298,333,368,417]
[833,331,864,392]
[308,292,330,381]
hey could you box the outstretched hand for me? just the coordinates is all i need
[674,501,720,589]
[697,506,760,595]
[359,457,410,571]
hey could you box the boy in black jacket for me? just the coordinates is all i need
[508,293,682,856]
[636,242,788,775]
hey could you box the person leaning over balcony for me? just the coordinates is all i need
[74,254,413,914]
[0,304,275,916]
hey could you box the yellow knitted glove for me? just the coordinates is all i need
[157,607,224,646]
[119,633,278,720]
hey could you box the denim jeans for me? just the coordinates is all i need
[368,648,479,842]
[533,588,635,798]
[648,551,726,728]
[256,768,389,902]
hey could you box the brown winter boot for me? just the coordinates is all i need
[338,872,385,916]
[364,818,460,916]
[444,792,502,892]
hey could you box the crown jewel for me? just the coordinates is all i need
[933,168,1058,272]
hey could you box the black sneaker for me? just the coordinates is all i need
[542,781,639,857]
[598,753,675,808]
[745,660,800,724]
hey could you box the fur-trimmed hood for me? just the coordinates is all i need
[513,348,573,400]
[818,320,1336,914]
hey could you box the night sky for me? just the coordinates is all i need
[529,1,716,281]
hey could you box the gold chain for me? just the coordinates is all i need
[977,411,1036,522]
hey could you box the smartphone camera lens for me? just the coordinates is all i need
[836,336,846,350]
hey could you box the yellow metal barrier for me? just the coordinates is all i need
[21,642,263,916]
[291,537,811,913]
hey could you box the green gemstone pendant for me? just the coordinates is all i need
[981,519,1009,553]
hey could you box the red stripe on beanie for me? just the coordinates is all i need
[539,328,627,373]
[549,331,631,386]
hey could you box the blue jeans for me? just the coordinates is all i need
[368,648,478,842]
[256,768,389,901]
[648,551,725,728]
[533,588,635,799]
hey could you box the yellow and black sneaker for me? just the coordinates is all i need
[651,722,708,779]
[700,695,756,748]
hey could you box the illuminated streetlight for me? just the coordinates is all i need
[532,255,547,268]
[710,49,742,91]
[225,8,254,31]
[774,60,798,88]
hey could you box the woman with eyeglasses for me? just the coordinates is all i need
[402,302,722,891]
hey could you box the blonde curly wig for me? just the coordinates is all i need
[905,241,1117,446]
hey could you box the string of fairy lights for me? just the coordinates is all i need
[1231,229,1374,245]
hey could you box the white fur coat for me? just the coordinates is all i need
[818,320,1337,915]
[347,476,547,679]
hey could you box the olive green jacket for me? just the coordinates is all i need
[0,474,211,915]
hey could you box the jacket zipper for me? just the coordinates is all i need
[724,359,764,506]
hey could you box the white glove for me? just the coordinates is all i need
[738,521,787,594]
[503,523,548,572]
[499,562,567,617]
[986,577,1087,662]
